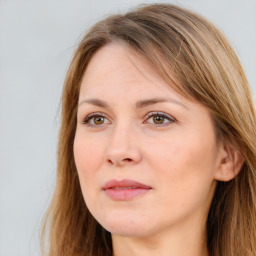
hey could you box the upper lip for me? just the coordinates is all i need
[102,179,152,190]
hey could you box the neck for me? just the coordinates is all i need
[112,219,209,256]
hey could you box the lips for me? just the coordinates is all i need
[102,179,152,201]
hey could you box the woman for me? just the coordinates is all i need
[41,3,256,256]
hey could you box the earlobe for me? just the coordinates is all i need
[214,142,244,182]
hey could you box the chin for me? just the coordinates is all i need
[103,223,149,237]
[96,213,155,237]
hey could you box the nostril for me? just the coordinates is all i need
[107,159,113,164]
[124,158,132,162]
[107,158,132,165]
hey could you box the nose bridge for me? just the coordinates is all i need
[105,119,141,165]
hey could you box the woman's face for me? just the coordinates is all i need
[74,43,221,238]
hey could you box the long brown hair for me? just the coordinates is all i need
[41,3,256,256]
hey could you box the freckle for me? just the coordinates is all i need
[129,220,135,226]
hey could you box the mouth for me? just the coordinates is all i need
[102,179,152,201]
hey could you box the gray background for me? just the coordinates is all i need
[0,0,255,256]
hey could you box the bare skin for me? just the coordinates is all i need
[74,42,243,256]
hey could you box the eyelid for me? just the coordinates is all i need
[144,111,176,126]
[80,111,176,127]
[81,112,111,125]
[145,111,175,120]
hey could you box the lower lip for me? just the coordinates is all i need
[104,188,151,201]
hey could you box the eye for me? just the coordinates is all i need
[145,112,175,126]
[82,112,110,127]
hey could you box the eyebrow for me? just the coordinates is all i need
[79,98,109,108]
[78,97,188,110]
[135,97,188,110]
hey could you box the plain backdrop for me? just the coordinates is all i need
[0,0,255,256]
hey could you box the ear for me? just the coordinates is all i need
[214,141,244,182]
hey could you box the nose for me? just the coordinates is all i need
[105,123,142,167]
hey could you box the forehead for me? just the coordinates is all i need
[79,43,185,103]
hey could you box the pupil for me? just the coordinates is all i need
[94,117,104,124]
[154,116,164,124]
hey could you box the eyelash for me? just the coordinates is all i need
[82,112,108,128]
[145,112,176,126]
[81,112,176,128]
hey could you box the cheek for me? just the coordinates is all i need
[148,133,217,217]
[148,132,217,186]
[73,133,107,213]
[73,133,105,179]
